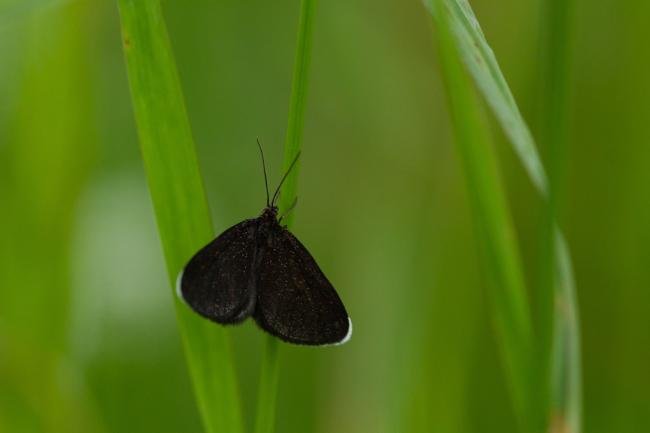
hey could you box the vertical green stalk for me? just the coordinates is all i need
[254,0,318,432]
[278,0,318,225]
[117,1,243,433]
[431,2,538,430]
[254,337,281,433]
[426,0,582,430]
[537,0,580,431]
[550,232,582,433]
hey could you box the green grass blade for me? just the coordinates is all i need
[277,0,318,225]
[430,3,537,430]
[254,0,318,432]
[254,337,281,433]
[538,1,579,431]
[425,0,548,194]
[426,0,582,431]
[117,1,243,432]
[551,231,582,433]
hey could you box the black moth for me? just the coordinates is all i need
[177,142,351,346]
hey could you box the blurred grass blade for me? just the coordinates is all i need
[539,0,577,430]
[430,2,536,429]
[254,336,281,433]
[0,2,103,431]
[255,0,317,432]
[117,1,243,432]
[278,0,318,225]
[426,0,582,431]
[425,0,547,194]
[551,232,582,433]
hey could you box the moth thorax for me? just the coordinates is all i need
[261,206,278,221]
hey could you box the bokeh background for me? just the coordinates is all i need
[1,0,649,432]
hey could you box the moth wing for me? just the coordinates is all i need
[254,228,351,345]
[179,219,258,324]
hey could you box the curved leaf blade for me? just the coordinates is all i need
[117,1,244,432]
[426,0,582,431]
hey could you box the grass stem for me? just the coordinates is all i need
[254,338,281,433]
[117,1,243,432]
[426,0,583,430]
[537,0,581,431]
[431,3,537,429]
[254,0,318,431]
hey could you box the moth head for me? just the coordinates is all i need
[261,206,279,220]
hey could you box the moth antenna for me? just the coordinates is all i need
[256,137,270,207]
[278,197,298,223]
[271,151,301,207]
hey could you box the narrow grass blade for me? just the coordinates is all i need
[539,1,579,431]
[425,0,548,194]
[426,0,582,431]
[254,336,281,433]
[550,232,582,433]
[254,0,318,432]
[117,1,243,432]
[430,3,537,429]
[277,0,318,226]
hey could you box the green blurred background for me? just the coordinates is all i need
[1,0,648,432]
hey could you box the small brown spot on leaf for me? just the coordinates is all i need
[549,413,570,433]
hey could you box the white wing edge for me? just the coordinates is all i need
[175,268,188,305]
[332,317,353,346]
